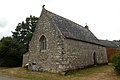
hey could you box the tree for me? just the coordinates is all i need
[0,15,38,67]
[12,15,38,54]
[0,37,21,67]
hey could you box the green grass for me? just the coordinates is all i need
[66,65,111,76]
[0,64,118,80]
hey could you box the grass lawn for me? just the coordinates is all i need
[0,64,119,80]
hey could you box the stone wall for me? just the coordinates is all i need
[23,9,65,72]
[22,52,29,67]
[60,39,108,71]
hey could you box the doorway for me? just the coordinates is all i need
[93,52,97,65]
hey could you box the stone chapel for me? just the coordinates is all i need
[23,5,108,73]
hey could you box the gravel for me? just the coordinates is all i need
[0,75,27,80]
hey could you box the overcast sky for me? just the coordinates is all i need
[0,0,120,40]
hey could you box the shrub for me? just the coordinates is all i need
[111,53,120,74]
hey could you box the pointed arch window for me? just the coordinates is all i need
[39,35,46,50]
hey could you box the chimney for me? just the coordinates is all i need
[85,23,89,30]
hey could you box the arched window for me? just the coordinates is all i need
[39,35,46,50]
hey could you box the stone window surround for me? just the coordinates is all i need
[39,35,47,51]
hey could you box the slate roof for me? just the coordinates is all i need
[111,41,120,48]
[99,40,119,48]
[43,8,101,45]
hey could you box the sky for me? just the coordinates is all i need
[0,0,120,40]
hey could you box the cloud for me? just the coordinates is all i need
[0,18,8,28]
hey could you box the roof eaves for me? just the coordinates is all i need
[66,37,105,46]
